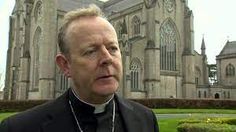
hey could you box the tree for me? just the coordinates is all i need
[208,64,217,85]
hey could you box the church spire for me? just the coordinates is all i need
[201,35,206,55]
[227,36,230,43]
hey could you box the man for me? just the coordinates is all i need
[0,4,159,132]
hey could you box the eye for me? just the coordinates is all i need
[108,46,118,54]
[83,48,97,56]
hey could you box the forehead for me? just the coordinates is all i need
[67,16,115,33]
[65,17,116,42]
[65,16,118,48]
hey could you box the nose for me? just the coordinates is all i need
[99,47,113,66]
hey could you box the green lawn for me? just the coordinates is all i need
[0,112,17,122]
[159,118,181,132]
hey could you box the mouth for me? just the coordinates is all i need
[96,75,114,80]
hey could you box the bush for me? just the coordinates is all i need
[178,118,236,125]
[177,118,236,132]
[177,123,236,132]
[221,118,236,125]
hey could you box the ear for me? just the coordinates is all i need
[55,53,71,77]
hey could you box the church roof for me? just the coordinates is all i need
[218,41,236,56]
[57,0,104,12]
[104,0,143,14]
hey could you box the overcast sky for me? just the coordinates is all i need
[0,0,236,90]
[0,0,15,90]
[188,0,236,64]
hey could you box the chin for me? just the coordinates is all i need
[94,85,118,96]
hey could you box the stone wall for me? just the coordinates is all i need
[0,91,3,100]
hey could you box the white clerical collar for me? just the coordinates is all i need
[71,88,114,114]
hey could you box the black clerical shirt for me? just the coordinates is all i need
[68,89,126,132]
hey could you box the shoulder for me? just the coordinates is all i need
[127,99,151,112]
[0,92,68,131]
[115,95,154,116]
[115,95,159,131]
[11,92,67,120]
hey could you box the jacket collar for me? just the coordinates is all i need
[40,90,144,132]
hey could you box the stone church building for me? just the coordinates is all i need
[210,41,236,99]
[4,0,211,100]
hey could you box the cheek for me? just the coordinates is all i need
[70,59,96,75]
[118,61,123,70]
[114,58,123,72]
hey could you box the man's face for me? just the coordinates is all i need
[63,16,122,103]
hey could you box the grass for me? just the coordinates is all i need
[0,111,180,132]
[159,118,181,132]
[0,112,17,122]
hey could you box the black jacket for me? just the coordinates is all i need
[0,89,159,132]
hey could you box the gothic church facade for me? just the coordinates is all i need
[4,0,209,100]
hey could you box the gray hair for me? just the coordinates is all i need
[58,4,106,56]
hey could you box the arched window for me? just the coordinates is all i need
[55,70,70,96]
[160,19,177,71]
[34,1,42,22]
[116,22,123,39]
[132,16,141,36]
[130,59,142,91]
[59,73,69,91]
[214,93,220,99]
[226,63,235,77]
[195,67,201,86]
[32,27,41,90]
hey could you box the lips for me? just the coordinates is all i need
[97,75,113,80]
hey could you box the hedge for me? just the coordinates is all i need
[0,100,47,112]
[131,98,236,109]
[0,98,236,112]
